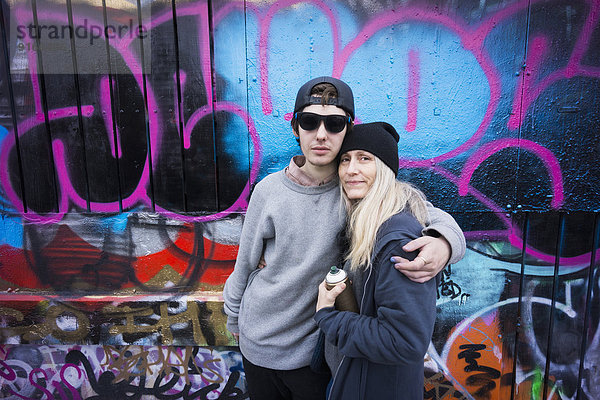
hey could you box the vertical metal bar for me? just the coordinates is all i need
[135,0,155,212]
[542,212,565,399]
[0,2,27,212]
[65,0,90,211]
[510,211,529,400]
[171,0,187,212]
[575,212,599,400]
[101,0,123,212]
[31,0,59,212]
[206,0,219,211]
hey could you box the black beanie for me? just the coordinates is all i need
[339,122,400,175]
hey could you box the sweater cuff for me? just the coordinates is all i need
[226,316,239,334]
[314,307,335,325]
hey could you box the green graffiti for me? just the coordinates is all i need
[531,367,544,400]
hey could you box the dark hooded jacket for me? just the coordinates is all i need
[315,212,440,400]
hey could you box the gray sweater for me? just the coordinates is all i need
[223,169,466,370]
[223,170,345,370]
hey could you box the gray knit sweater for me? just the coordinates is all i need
[223,170,345,370]
[223,169,466,370]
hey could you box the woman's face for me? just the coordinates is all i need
[338,150,377,200]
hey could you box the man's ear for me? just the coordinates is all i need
[291,117,300,138]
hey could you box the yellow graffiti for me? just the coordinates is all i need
[102,346,154,381]
[425,372,467,400]
[0,300,234,345]
[101,345,224,385]
[0,305,90,342]
[105,301,205,345]
[205,301,232,346]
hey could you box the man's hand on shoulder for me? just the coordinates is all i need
[391,236,451,283]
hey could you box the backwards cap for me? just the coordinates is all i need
[339,122,400,175]
[294,76,355,120]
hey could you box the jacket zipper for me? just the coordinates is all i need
[328,266,373,400]
[360,266,372,311]
[358,267,372,400]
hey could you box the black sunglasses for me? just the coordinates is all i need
[295,112,351,133]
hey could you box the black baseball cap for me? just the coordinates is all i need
[293,76,355,120]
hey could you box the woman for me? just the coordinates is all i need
[314,122,439,400]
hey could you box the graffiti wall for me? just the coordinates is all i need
[0,0,598,398]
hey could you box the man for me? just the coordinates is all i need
[223,76,465,399]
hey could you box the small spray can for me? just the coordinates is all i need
[325,266,359,313]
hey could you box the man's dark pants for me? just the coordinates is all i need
[242,355,331,400]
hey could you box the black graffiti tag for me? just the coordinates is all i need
[424,371,467,399]
[457,344,501,400]
[65,350,248,399]
[437,265,469,302]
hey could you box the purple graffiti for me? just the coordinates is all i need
[29,369,54,400]
[0,357,84,400]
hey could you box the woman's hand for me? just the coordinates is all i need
[316,280,346,312]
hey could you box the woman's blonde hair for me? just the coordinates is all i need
[342,157,429,271]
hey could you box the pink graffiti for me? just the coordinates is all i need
[156,101,261,222]
[509,0,600,130]
[508,35,549,130]
[100,77,121,159]
[1,2,262,222]
[412,161,598,266]
[259,1,341,115]
[405,49,420,133]
[254,0,597,214]
[0,0,598,257]
[509,232,600,265]
[175,70,187,139]
[458,138,564,208]
[0,106,94,220]
[332,6,501,167]
[0,7,163,218]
